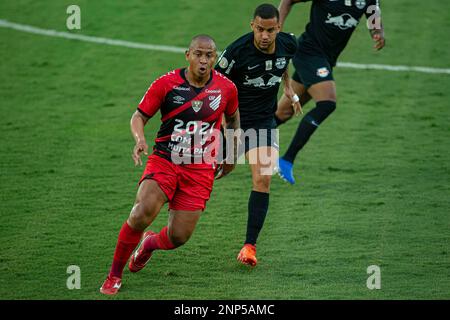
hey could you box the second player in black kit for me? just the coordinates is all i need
[275,0,385,184]
[215,4,298,267]
[216,31,297,129]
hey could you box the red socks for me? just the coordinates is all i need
[143,226,176,251]
[109,224,176,279]
[109,222,143,278]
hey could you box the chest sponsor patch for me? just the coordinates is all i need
[325,13,358,30]
[243,74,282,88]
[174,86,190,91]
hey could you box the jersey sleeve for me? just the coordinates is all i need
[286,32,298,56]
[224,83,239,116]
[137,77,166,118]
[215,45,237,78]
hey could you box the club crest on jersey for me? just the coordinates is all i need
[275,57,287,69]
[191,100,203,112]
[209,95,221,111]
[265,60,273,71]
[317,67,330,78]
[355,0,366,9]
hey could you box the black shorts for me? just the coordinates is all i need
[239,117,279,155]
[292,50,334,88]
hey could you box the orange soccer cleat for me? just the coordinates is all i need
[128,230,156,273]
[237,244,257,266]
[100,275,122,295]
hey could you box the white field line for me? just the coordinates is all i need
[0,19,186,54]
[336,62,450,75]
[1,18,450,75]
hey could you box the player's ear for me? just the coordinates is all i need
[185,49,189,61]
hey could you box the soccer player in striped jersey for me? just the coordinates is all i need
[100,35,240,295]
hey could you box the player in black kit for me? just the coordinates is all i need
[275,0,385,184]
[215,3,299,266]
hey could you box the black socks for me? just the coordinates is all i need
[283,100,336,163]
[245,191,270,245]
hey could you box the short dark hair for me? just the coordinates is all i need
[253,3,279,21]
[189,34,216,50]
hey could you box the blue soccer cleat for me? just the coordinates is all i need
[277,157,295,185]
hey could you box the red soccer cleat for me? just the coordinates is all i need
[237,244,257,267]
[128,230,156,273]
[100,275,122,295]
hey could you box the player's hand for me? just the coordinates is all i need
[132,139,148,166]
[284,86,303,116]
[215,163,235,180]
[372,31,385,51]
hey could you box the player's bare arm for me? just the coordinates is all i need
[130,111,149,166]
[370,23,385,51]
[367,3,385,51]
[278,0,302,30]
[216,110,240,180]
[282,67,303,115]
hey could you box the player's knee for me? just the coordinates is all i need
[128,201,152,229]
[324,92,337,102]
[252,174,271,193]
[309,100,336,125]
[168,231,191,247]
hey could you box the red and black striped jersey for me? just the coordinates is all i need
[137,68,238,168]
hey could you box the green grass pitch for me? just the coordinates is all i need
[0,0,449,299]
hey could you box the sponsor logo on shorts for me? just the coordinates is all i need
[317,67,330,78]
